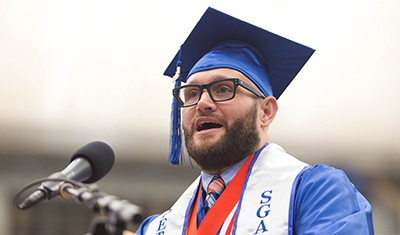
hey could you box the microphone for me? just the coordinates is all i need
[17,141,115,210]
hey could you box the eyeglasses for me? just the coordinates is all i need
[173,78,266,108]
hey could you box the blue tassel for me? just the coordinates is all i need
[169,49,184,165]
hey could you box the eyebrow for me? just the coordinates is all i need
[186,75,229,85]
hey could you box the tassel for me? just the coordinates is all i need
[168,48,184,165]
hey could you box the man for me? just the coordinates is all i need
[135,7,374,235]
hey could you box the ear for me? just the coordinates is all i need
[259,96,278,128]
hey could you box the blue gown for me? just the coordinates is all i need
[136,165,374,234]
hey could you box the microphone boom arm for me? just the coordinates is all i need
[14,177,143,224]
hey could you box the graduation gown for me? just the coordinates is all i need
[136,144,374,234]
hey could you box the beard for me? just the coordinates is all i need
[183,103,260,173]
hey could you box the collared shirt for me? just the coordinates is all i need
[200,156,249,192]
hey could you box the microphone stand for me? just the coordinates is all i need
[61,183,142,235]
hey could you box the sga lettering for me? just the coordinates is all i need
[254,190,272,234]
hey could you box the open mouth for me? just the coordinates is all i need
[196,121,223,132]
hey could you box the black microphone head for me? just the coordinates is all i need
[71,141,115,183]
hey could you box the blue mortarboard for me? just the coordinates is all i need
[164,7,315,165]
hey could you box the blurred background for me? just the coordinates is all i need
[1,0,399,234]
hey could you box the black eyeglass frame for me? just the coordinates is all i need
[172,78,266,108]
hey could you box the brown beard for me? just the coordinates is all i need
[183,103,260,173]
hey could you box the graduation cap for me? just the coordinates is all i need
[164,7,315,165]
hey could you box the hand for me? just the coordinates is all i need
[123,231,137,235]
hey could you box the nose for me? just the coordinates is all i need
[196,89,217,112]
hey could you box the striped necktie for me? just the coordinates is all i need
[205,176,226,211]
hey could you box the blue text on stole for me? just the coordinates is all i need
[156,209,171,235]
[254,190,272,234]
